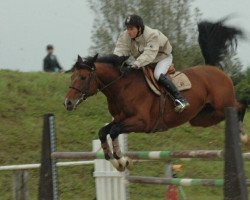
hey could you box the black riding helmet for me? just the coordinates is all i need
[124,14,144,33]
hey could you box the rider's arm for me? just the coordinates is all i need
[114,32,130,57]
[133,32,159,68]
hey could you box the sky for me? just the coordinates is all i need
[0,0,250,72]
[195,0,250,68]
[0,0,93,71]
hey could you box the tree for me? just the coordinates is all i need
[88,0,203,69]
[235,67,250,101]
[221,51,244,85]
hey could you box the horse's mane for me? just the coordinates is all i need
[88,54,129,68]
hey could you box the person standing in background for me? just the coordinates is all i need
[43,44,63,72]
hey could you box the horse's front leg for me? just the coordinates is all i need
[109,123,131,171]
[98,123,120,169]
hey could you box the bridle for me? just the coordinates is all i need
[69,63,125,105]
[69,70,95,104]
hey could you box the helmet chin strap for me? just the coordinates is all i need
[135,27,142,38]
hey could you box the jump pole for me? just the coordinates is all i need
[51,150,250,161]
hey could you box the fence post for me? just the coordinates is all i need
[38,114,58,200]
[13,170,29,200]
[224,107,248,200]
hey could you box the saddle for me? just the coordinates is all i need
[143,64,192,96]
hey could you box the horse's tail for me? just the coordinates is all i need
[198,17,244,67]
[237,98,248,121]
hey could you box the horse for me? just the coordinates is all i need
[64,19,248,171]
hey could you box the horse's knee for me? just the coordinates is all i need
[110,123,123,140]
[98,124,112,143]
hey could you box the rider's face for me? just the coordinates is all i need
[126,26,140,39]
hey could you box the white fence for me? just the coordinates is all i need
[0,161,94,171]
[92,134,128,200]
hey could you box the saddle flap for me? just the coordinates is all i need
[143,65,192,95]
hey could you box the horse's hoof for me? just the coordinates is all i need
[116,164,126,172]
[109,159,119,169]
[247,139,250,150]
[125,157,133,171]
[240,134,248,144]
[117,157,128,167]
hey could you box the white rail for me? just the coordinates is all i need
[0,161,94,171]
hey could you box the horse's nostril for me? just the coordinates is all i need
[67,100,72,106]
[64,99,73,107]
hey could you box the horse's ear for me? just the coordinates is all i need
[93,54,98,62]
[77,55,83,63]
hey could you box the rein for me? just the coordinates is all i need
[97,73,124,92]
[97,60,127,92]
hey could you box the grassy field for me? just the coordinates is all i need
[0,70,249,200]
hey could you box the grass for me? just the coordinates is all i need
[0,70,249,200]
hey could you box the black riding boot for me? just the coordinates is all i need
[158,74,189,112]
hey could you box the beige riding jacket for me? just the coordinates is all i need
[114,26,172,68]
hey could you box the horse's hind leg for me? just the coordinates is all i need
[189,104,225,127]
[236,100,250,146]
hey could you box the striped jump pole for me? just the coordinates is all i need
[51,150,250,161]
[127,176,250,187]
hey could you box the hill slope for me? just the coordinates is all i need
[0,70,249,200]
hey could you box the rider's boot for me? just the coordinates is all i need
[158,74,190,112]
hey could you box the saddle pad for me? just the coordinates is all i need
[170,72,192,91]
[143,67,192,96]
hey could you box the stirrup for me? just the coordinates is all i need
[174,99,190,113]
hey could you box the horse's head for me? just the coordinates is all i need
[64,54,99,111]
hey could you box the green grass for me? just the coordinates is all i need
[0,70,249,200]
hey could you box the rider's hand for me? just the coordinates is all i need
[131,64,139,69]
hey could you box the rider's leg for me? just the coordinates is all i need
[154,54,189,112]
[153,54,173,81]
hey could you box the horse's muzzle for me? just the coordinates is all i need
[64,98,75,111]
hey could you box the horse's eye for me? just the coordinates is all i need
[80,76,86,80]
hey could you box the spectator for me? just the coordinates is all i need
[43,44,63,72]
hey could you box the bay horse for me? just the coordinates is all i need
[64,19,248,171]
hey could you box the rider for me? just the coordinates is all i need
[113,14,189,112]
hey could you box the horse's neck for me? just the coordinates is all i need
[95,64,117,82]
[96,64,122,96]
[95,63,145,98]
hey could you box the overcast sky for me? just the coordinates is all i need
[0,0,250,71]
[0,0,93,71]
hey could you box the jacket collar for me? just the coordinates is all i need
[134,32,144,42]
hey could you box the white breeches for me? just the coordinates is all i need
[154,54,173,80]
